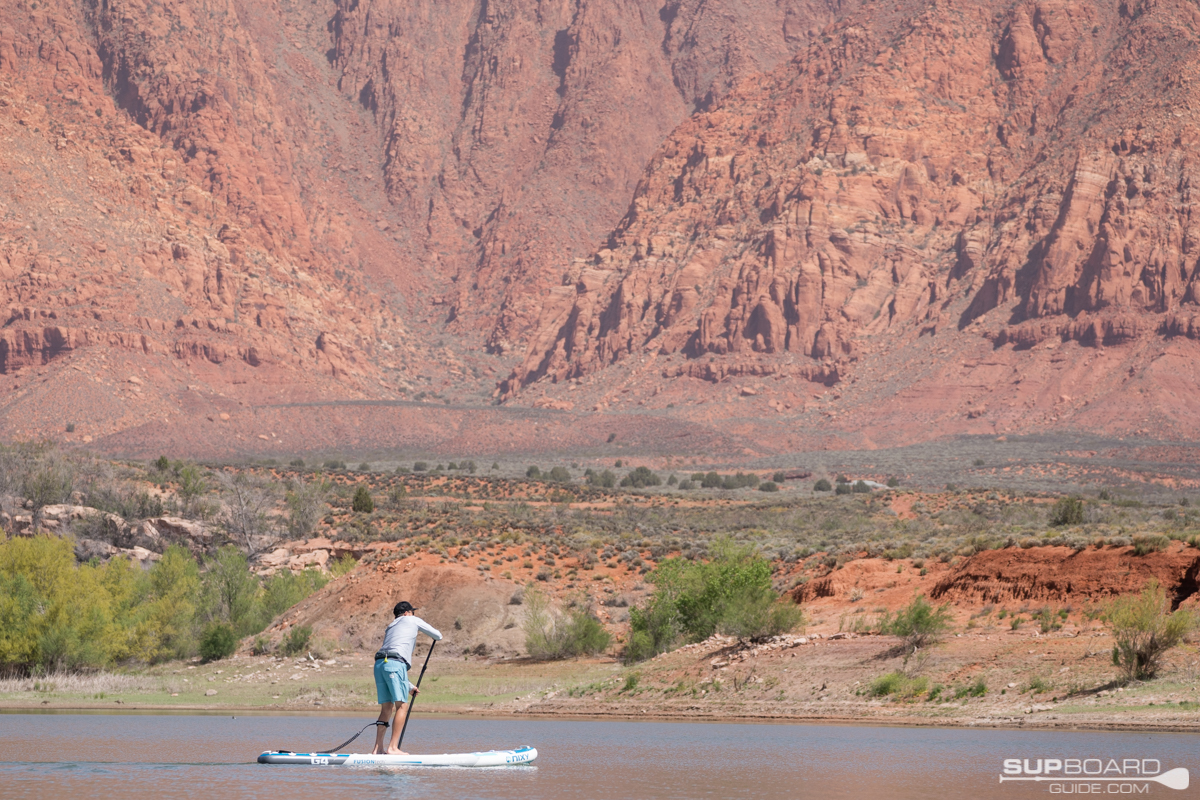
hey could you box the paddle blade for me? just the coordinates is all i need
[1156,768,1190,791]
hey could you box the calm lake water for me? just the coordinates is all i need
[0,712,1197,799]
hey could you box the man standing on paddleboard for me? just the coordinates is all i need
[372,601,442,755]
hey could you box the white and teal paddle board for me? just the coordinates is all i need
[258,746,537,767]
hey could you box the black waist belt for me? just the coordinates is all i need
[375,652,411,668]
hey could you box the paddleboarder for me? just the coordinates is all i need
[372,601,443,755]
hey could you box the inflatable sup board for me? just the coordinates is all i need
[257,746,537,767]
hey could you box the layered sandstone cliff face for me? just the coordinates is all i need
[502,0,1200,398]
[7,0,1200,452]
[326,0,837,352]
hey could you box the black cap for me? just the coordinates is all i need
[394,601,416,616]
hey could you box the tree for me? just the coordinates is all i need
[1050,496,1085,526]
[351,484,375,514]
[176,464,209,517]
[285,475,330,539]
[1107,580,1195,681]
[201,546,260,635]
[217,471,277,554]
[881,594,952,654]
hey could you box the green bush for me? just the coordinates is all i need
[835,482,851,495]
[523,586,611,659]
[887,477,900,488]
[199,622,238,661]
[880,594,952,654]
[351,485,375,514]
[869,671,928,699]
[1050,497,1084,526]
[621,467,662,488]
[700,472,722,489]
[547,466,572,483]
[759,482,779,492]
[852,480,871,494]
[282,625,313,656]
[772,471,786,484]
[587,469,617,488]
[323,460,347,471]
[814,478,832,492]
[677,479,695,490]
[1107,580,1195,681]
[155,455,171,472]
[526,466,542,479]
[625,540,803,662]
[413,462,429,472]
[721,472,759,490]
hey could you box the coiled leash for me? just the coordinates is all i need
[323,720,388,754]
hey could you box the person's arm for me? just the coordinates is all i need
[415,617,443,641]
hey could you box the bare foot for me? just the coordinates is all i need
[385,747,408,755]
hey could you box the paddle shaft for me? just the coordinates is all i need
[396,639,435,749]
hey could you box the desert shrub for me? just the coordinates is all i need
[1107,580,1195,681]
[24,461,76,519]
[588,470,617,488]
[282,625,313,656]
[772,471,786,484]
[621,467,662,489]
[624,540,803,662]
[852,480,871,494]
[176,464,209,516]
[880,594,952,654]
[700,472,722,489]
[955,678,987,698]
[677,480,695,490]
[252,636,271,656]
[1050,497,1085,526]
[759,482,779,492]
[523,585,611,659]
[413,462,429,472]
[721,472,759,490]
[887,477,900,488]
[547,466,572,483]
[526,466,542,479]
[869,671,928,699]
[154,455,171,472]
[835,482,851,496]
[1132,534,1170,556]
[322,460,347,471]
[351,485,375,514]
[814,478,832,492]
[199,622,238,661]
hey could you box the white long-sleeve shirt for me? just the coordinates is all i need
[378,615,443,664]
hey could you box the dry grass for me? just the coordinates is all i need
[0,672,175,695]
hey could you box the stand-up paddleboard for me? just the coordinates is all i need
[258,746,537,767]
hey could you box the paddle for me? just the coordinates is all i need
[396,639,436,749]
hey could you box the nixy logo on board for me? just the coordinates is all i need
[999,759,1191,793]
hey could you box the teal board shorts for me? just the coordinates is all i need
[374,658,413,704]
